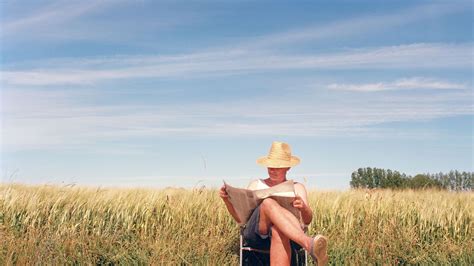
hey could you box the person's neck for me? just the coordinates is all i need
[264,177,287,187]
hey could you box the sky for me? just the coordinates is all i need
[0,0,472,190]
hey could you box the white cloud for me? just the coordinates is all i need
[243,3,466,49]
[1,1,113,36]
[1,1,199,45]
[393,77,467,90]
[2,85,472,152]
[328,77,468,92]
[2,43,471,86]
[3,2,466,51]
[1,3,472,153]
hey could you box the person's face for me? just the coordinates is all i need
[267,167,290,179]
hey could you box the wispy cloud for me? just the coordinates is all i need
[5,2,465,50]
[328,77,468,92]
[243,3,467,49]
[2,43,470,86]
[1,1,113,36]
[1,0,198,45]
[1,2,472,154]
[2,84,472,152]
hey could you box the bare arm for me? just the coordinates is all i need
[293,183,313,225]
[219,185,241,224]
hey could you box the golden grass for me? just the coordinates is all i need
[0,183,472,265]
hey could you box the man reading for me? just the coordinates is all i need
[219,141,329,265]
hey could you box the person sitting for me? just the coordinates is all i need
[219,141,329,265]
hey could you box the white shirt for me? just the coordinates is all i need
[247,179,269,190]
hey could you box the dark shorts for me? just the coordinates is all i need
[242,205,271,250]
[242,204,303,251]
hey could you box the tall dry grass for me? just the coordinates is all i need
[0,183,472,265]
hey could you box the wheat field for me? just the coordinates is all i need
[0,183,472,265]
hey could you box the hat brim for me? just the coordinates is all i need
[256,156,300,168]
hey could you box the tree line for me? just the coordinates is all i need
[350,167,473,191]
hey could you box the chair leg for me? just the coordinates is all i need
[240,235,243,266]
[305,249,308,266]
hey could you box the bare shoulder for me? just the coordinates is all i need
[294,182,307,190]
[294,182,308,194]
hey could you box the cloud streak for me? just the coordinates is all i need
[1,1,113,36]
[2,84,472,152]
[2,2,467,51]
[328,77,468,92]
[1,2,472,154]
[243,3,467,49]
[2,43,471,86]
[1,0,199,46]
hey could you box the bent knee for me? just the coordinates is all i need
[260,197,278,210]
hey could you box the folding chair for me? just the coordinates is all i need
[239,227,308,266]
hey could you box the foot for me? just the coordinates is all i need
[310,234,328,266]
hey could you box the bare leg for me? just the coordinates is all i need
[259,198,312,251]
[270,226,291,266]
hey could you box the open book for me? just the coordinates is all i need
[224,179,300,225]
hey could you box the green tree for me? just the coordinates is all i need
[350,168,473,191]
[410,174,442,189]
[366,167,374,188]
[350,171,361,188]
[373,168,382,188]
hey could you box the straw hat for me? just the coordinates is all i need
[256,141,300,168]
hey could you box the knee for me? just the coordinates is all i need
[260,197,278,211]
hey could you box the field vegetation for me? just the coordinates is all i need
[0,183,472,264]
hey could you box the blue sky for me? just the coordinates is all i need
[1,0,472,190]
